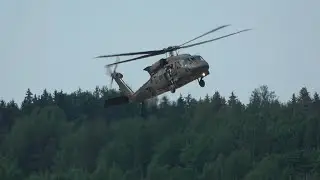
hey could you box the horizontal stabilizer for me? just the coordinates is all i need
[104,96,129,108]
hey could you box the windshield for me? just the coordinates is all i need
[183,55,203,64]
[193,55,204,61]
[187,56,197,61]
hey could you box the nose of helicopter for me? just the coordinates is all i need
[192,60,209,75]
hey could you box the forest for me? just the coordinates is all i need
[0,85,320,180]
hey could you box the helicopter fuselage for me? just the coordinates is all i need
[99,24,251,107]
[130,54,209,102]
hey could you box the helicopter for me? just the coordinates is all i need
[95,24,251,108]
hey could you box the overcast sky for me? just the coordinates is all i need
[1,0,319,104]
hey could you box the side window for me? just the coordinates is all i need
[189,57,195,62]
[182,59,188,66]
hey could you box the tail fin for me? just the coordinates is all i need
[111,72,134,97]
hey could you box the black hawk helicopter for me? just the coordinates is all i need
[95,24,251,107]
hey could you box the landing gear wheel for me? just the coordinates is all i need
[199,79,205,87]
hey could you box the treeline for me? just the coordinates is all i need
[0,85,320,179]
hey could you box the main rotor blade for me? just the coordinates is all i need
[96,24,231,59]
[106,52,163,67]
[179,24,231,46]
[95,50,162,59]
[179,29,252,49]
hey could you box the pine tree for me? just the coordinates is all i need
[298,87,312,114]
[21,89,33,113]
[228,91,237,107]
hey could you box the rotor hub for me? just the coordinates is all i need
[165,46,179,57]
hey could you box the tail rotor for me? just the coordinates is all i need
[105,56,120,89]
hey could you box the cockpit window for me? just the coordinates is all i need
[193,55,204,61]
[189,57,196,61]
[183,55,202,64]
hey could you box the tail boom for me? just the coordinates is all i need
[104,72,134,108]
[115,79,134,97]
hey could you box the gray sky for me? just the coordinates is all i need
[1,0,319,104]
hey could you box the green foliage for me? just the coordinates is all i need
[0,85,320,179]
